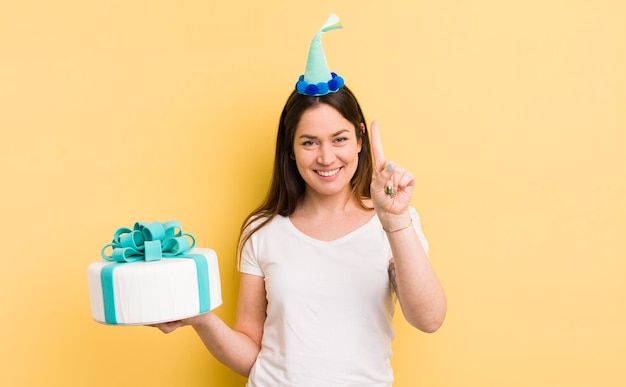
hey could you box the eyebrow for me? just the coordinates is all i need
[298,129,350,140]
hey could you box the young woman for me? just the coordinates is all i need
[155,86,447,386]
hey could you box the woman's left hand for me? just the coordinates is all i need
[369,120,415,218]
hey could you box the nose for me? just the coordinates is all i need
[316,143,335,165]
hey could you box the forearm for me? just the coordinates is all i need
[191,312,261,376]
[383,214,447,332]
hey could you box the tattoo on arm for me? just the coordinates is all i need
[388,259,398,293]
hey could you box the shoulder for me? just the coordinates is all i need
[241,213,288,246]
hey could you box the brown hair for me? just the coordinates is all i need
[238,86,373,257]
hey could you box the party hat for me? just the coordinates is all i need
[295,14,345,96]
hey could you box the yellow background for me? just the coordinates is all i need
[1,0,624,386]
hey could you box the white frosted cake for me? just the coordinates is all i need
[88,247,222,325]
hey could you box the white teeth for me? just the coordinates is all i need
[317,169,339,177]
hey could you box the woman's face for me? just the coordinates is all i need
[292,104,362,199]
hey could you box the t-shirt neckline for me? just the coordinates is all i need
[284,213,378,245]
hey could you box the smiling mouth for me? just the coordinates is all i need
[316,168,340,177]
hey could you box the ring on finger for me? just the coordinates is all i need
[385,185,395,197]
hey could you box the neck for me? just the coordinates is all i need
[298,188,365,218]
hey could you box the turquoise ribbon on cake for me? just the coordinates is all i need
[101,220,196,262]
[99,221,211,324]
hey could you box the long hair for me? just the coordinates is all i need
[238,86,373,257]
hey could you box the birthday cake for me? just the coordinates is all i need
[87,221,222,325]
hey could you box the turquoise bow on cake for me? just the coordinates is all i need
[101,220,196,262]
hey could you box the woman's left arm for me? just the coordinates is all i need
[369,120,447,332]
[384,212,446,332]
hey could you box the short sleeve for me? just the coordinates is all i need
[238,224,265,277]
[409,207,429,255]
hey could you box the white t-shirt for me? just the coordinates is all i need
[239,207,428,387]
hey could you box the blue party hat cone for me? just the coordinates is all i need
[295,14,345,96]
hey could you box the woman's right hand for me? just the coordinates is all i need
[149,312,210,333]
[147,274,266,377]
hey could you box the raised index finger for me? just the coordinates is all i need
[370,120,385,171]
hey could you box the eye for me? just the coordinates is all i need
[302,140,316,147]
[335,137,349,143]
